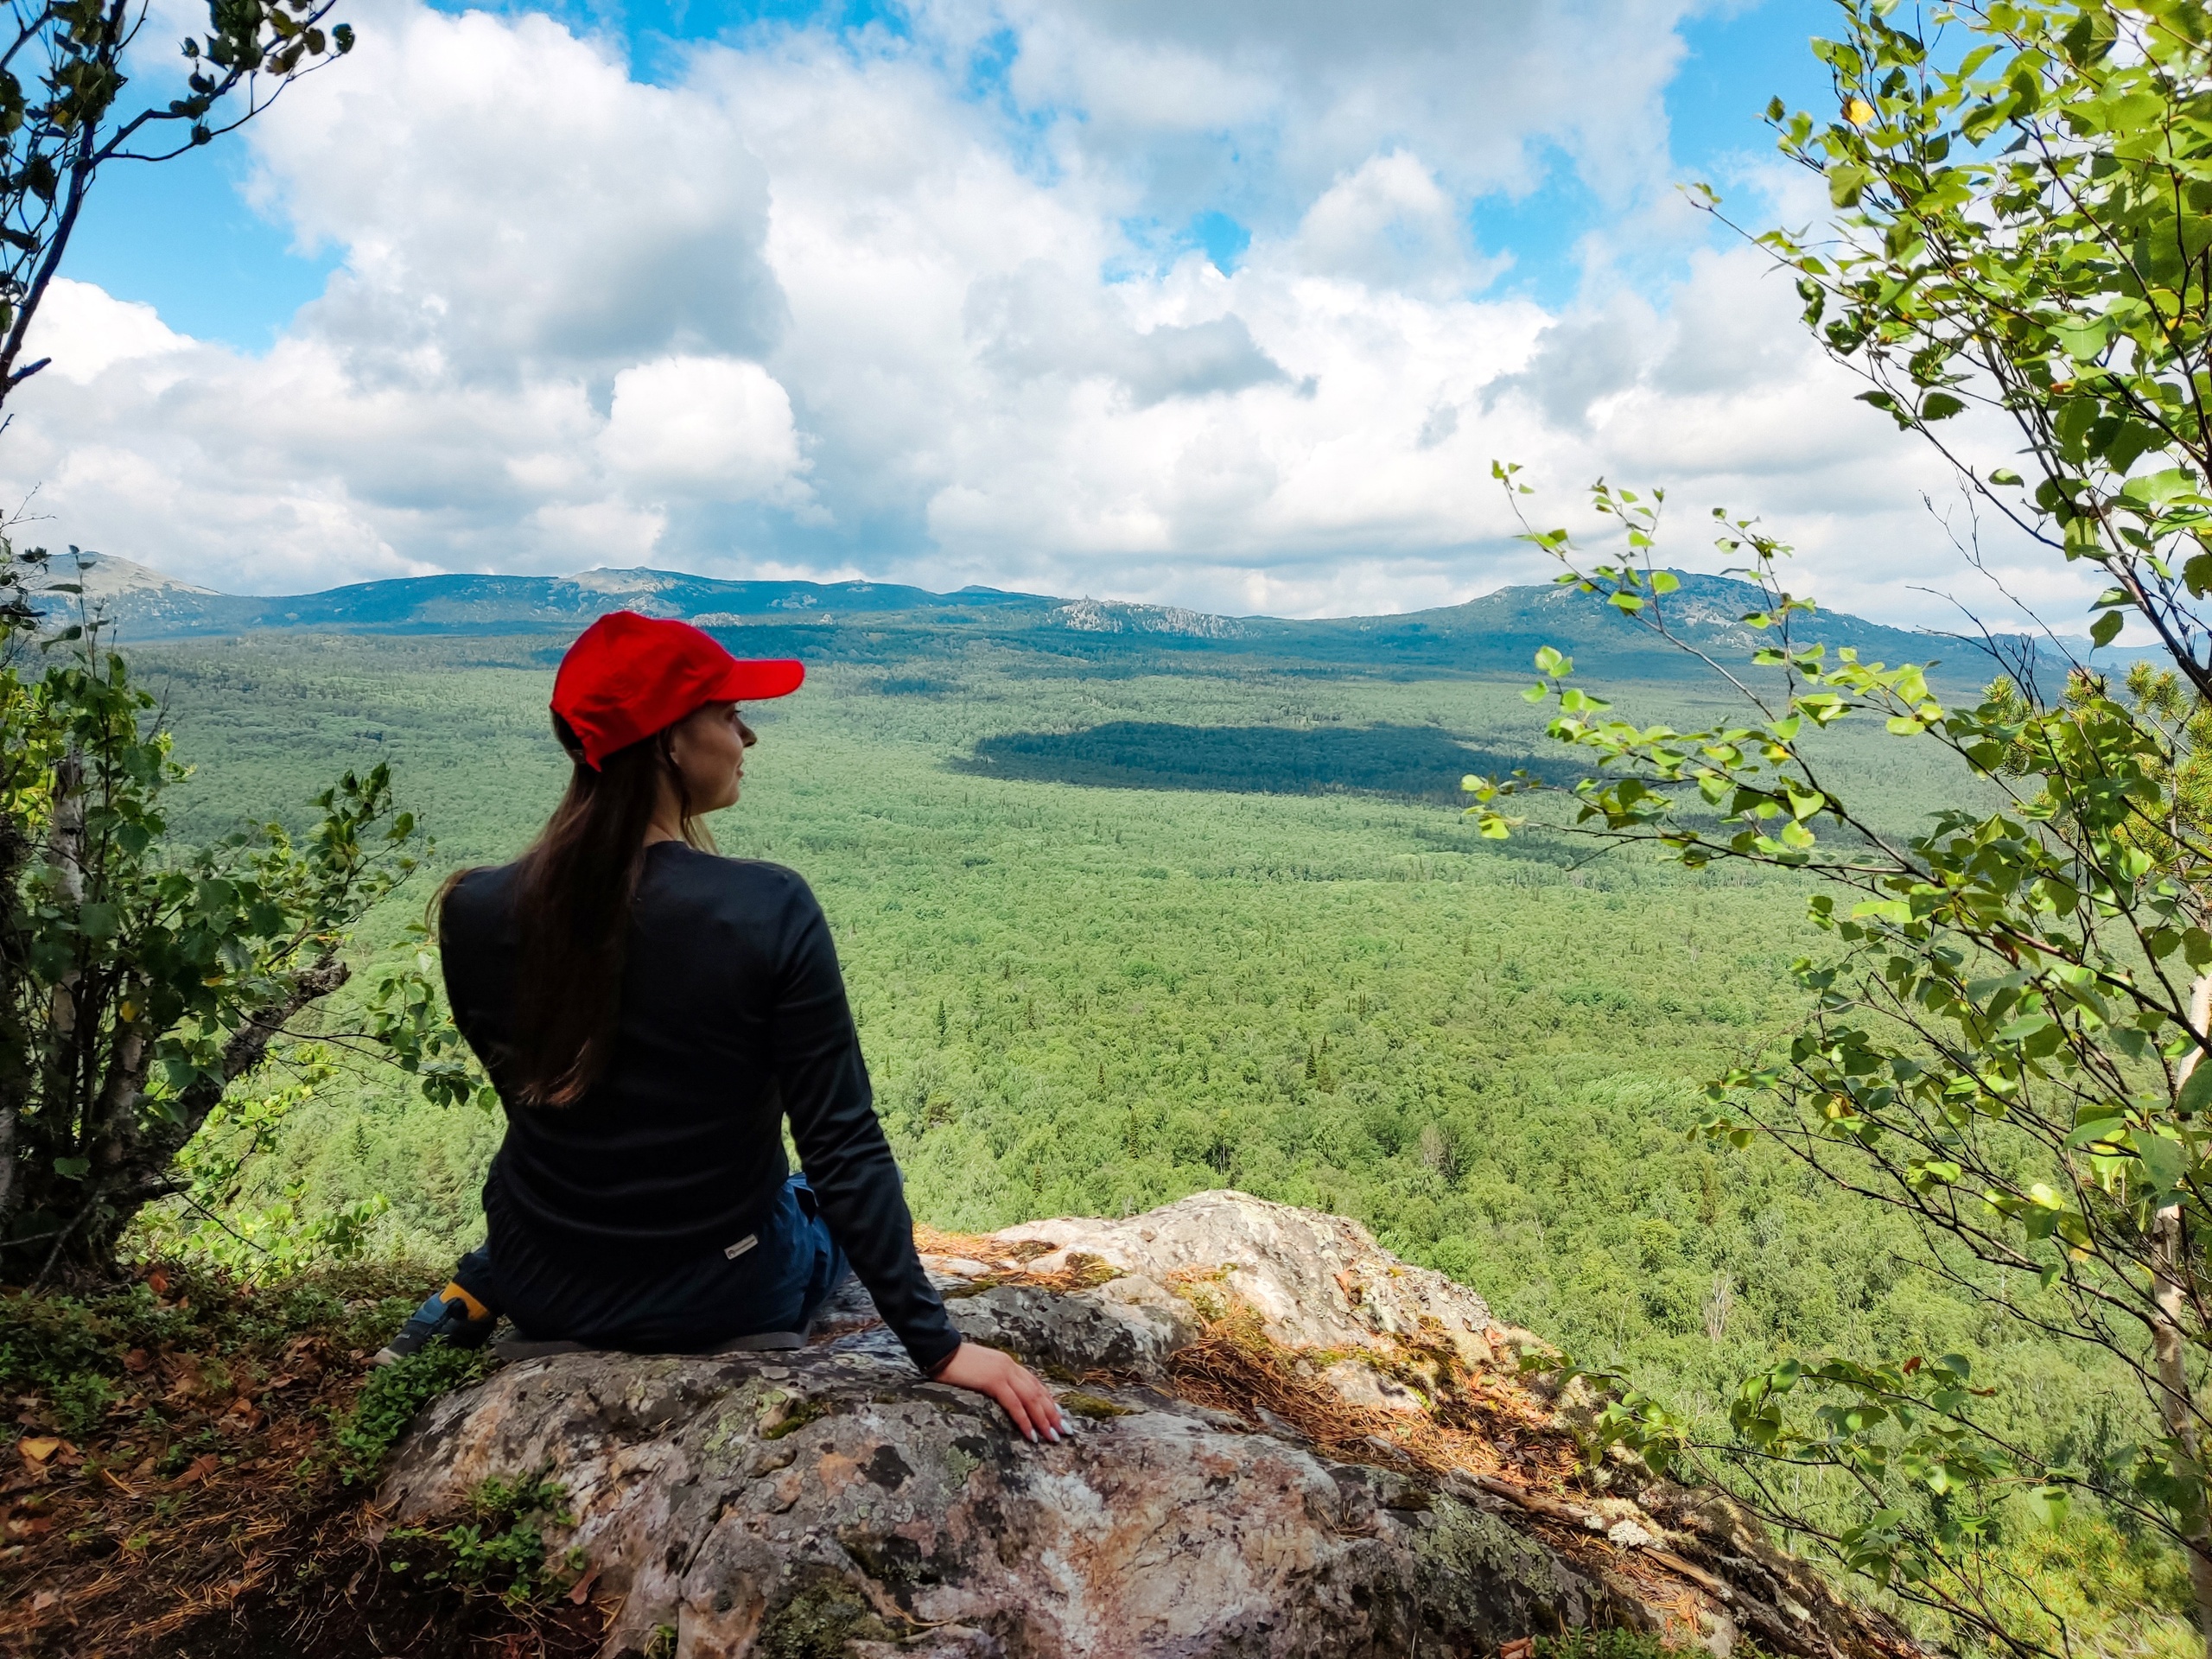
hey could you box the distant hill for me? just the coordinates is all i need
[23,553,2107,687]
[24,556,1054,635]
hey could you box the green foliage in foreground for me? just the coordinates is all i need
[1478,474,2212,1655]
[0,546,430,1280]
[333,1341,499,1485]
[385,1470,583,1605]
[0,1261,417,1411]
[1534,1635,1757,1659]
[1463,2,2212,1651]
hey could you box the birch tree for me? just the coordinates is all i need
[1470,1,2212,1650]
[0,550,461,1281]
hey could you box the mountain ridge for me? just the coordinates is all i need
[26,553,2107,685]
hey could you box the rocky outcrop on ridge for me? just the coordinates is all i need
[1046,597,1246,638]
[378,1192,1910,1659]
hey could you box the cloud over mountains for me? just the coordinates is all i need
[4,0,2078,626]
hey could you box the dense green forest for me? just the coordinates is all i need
[124,626,2184,1649]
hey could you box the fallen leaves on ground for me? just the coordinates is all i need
[0,1260,606,1658]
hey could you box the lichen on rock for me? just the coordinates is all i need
[377,1192,1911,1659]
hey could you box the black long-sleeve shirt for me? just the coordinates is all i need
[439,843,959,1371]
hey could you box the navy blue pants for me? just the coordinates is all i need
[452,1173,850,1351]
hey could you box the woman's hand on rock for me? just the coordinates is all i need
[931,1341,1068,1442]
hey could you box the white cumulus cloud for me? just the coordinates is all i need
[0,0,2094,628]
[24,281,190,385]
[600,356,814,507]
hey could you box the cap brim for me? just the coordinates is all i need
[715,658,806,701]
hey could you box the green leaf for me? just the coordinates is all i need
[2090,610,2123,646]
[2135,1132,2190,1195]
[2050,317,2112,360]
[2180,1065,2212,1117]
[1920,391,1967,422]
[2066,1116,2127,1148]
[2119,467,2200,509]
[53,1154,90,1179]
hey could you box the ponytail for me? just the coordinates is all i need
[458,712,710,1109]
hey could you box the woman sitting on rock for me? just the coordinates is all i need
[376,611,1065,1443]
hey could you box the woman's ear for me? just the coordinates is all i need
[659,729,693,818]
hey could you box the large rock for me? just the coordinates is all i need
[991,1190,1500,1363]
[378,1192,1907,1659]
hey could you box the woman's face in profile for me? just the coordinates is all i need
[669,700,757,813]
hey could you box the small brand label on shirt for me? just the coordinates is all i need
[724,1234,758,1261]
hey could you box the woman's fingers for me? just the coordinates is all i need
[987,1352,1057,1442]
[998,1350,1065,1440]
[1020,1367,1067,1438]
[935,1341,1070,1443]
[995,1372,1040,1441]
[976,1353,1036,1439]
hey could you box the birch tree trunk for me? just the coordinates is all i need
[2161,971,2212,1659]
[0,809,26,1236]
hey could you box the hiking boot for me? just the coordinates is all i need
[372,1281,498,1367]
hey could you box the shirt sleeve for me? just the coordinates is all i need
[770,878,963,1374]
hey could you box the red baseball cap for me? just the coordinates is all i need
[551,611,804,769]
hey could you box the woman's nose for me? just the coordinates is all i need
[738,719,758,747]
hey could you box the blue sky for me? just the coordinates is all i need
[77,1,1835,350]
[24,0,2034,626]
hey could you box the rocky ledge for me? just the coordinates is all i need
[379,1192,1910,1659]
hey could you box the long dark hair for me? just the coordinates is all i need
[443,711,714,1109]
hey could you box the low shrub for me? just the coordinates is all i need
[386,1470,582,1606]
[331,1339,499,1484]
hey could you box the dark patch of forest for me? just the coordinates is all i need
[956,720,1573,798]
